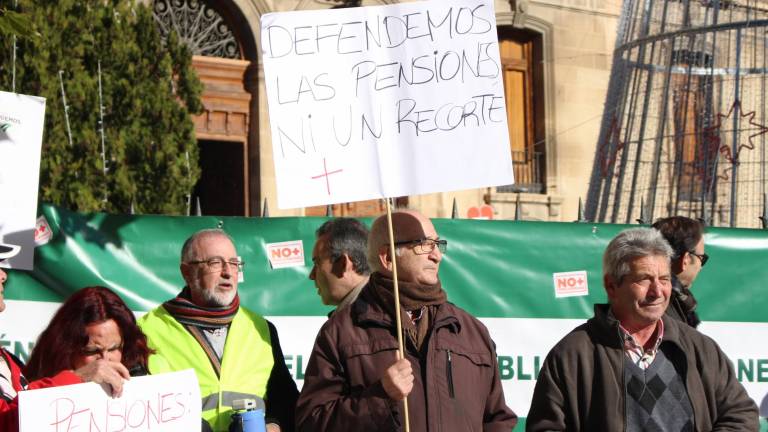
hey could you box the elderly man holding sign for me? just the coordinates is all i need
[296,209,516,431]
[263,0,517,428]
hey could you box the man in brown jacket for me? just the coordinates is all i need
[296,209,517,431]
[527,227,758,431]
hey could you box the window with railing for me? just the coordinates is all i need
[496,27,545,194]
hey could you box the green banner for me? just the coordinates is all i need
[3,205,768,429]
[6,204,768,322]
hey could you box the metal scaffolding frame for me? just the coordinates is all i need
[586,0,768,227]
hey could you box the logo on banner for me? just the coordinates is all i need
[237,256,245,283]
[0,114,21,124]
[467,204,494,220]
[266,240,305,269]
[553,271,589,298]
[0,114,21,143]
[34,215,52,246]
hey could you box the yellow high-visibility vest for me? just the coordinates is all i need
[139,305,274,431]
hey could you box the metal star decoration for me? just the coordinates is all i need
[702,99,768,180]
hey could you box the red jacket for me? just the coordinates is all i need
[0,348,82,431]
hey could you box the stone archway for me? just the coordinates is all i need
[153,0,260,216]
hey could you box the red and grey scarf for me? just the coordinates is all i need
[163,287,239,376]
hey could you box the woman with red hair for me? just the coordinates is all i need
[26,285,152,384]
[0,284,150,432]
[0,285,151,431]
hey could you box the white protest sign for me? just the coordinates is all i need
[261,0,514,209]
[0,91,46,270]
[19,369,201,432]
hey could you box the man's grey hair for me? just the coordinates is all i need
[316,218,371,275]
[180,229,235,262]
[603,227,674,282]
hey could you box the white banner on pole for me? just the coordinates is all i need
[0,91,46,270]
[18,369,201,432]
[261,0,514,209]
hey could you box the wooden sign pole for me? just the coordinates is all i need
[384,198,410,432]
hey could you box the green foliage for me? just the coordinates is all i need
[0,0,202,214]
[0,7,38,38]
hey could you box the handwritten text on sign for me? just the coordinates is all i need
[261,0,514,209]
[19,369,201,432]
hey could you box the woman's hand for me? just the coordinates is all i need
[73,359,131,397]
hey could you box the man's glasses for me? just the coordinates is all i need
[688,251,709,266]
[187,257,245,272]
[393,237,447,255]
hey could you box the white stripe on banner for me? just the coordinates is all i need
[2,302,766,418]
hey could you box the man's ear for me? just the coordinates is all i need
[604,274,617,301]
[180,263,193,281]
[331,254,350,278]
[343,254,356,272]
[678,252,692,272]
[377,246,393,271]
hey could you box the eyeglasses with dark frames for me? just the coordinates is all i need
[688,251,709,267]
[187,257,245,272]
[393,237,447,255]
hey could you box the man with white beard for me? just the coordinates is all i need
[140,229,298,432]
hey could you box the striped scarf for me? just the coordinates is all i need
[163,287,239,376]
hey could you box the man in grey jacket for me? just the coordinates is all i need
[527,227,757,431]
[309,217,370,314]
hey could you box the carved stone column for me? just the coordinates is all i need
[191,55,252,215]
[244,62,262,217]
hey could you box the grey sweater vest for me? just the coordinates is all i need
[624,347,694,432]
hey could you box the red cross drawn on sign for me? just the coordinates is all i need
[311,158,343,195]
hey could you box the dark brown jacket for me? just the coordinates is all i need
[665,276,701,328]
[296,281,517,431]
[526,304,758,432]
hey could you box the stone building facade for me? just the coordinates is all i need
[159,0,623,220]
